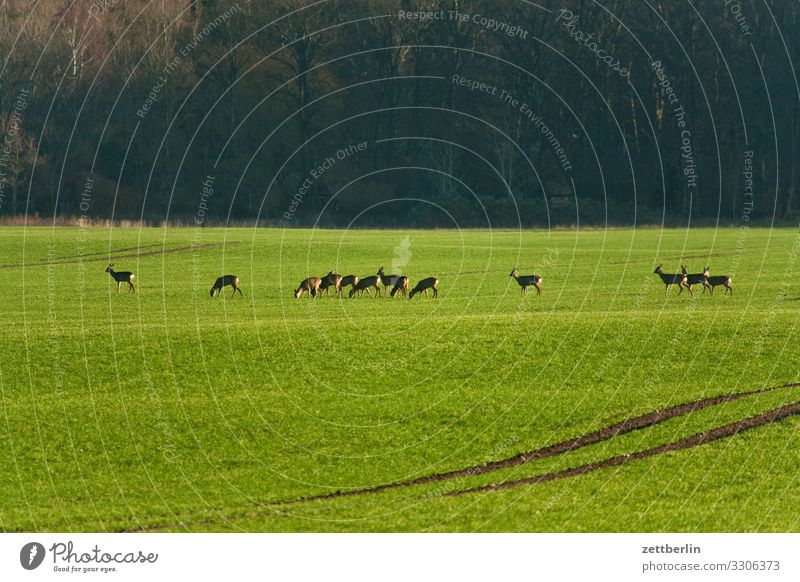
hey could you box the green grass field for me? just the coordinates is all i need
[1,225,799,532]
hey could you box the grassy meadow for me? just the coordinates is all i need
[1,225,799,532]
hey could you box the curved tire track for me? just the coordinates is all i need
[272,382,800,506]
[0,241,235,269]
[448,399,800,497]
[118,382,800,530]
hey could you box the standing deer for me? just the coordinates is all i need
[654,265,690,295]
[339,275,359,294]
[681,265,705,293]
[295,277,322,299]
[409,277,439,299]
[509,269,542,296]
[210,275,242,297]
[349,275,381,298]
[319,271,343,297]
[377,266,402,297]
[703,267,732,295]
[106,264,136,293]
[390,276,409,298]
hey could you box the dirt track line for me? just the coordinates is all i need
[447,399,800,497]
[266,382,800,507]
[53,243,166,260]
[117,383,799,531]
[0,242,234,269]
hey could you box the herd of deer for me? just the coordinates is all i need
[106,262,731,299]
[294,267,439,299]
[653,265,732,296]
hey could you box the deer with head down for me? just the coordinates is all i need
[349,275,381,298]
[295,277,322,299]
[409,277,438,299]
[339,275,359,294]
[390,276,409,298]
[319,271,343,297]
[210,275,242,297]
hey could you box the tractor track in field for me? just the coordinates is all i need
[263,382,798,507]
[448,399,800,497]
[52,243,167,260]
[0,242,235,269]
[118,382,800,531]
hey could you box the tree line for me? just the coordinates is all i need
[0,0,797,227]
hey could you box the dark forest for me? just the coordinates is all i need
[0,0,797,227]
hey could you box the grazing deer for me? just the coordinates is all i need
[377,266,402,296]
[106,264,136,293]
[681,265,705,293]
[339,275,359,294]
[210,275,242,297]
[295,277,322,299]
[703,267,732,296]
[349,275,382,298]
[319,271,343,297]
[509,269,542,296]
[409,277,439,299]
[654,265,690,295]
[390,276,409,298]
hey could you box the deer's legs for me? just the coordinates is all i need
[535,284,541,296]
[129,282,135,293]
[117,282,121,294]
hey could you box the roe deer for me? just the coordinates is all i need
[339,275,359,294]
[210,275,242,297]
[319,271,343,297]
[106,264,136,293]
[703,267,732,296]
[377,266,402,296]
[681,265,705,293]
[349,275,381,298]
[295,277,322,299]
[654,265,690,295]
[509,269,542,296]
[390,276,409,298]
[409,277,438,299]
